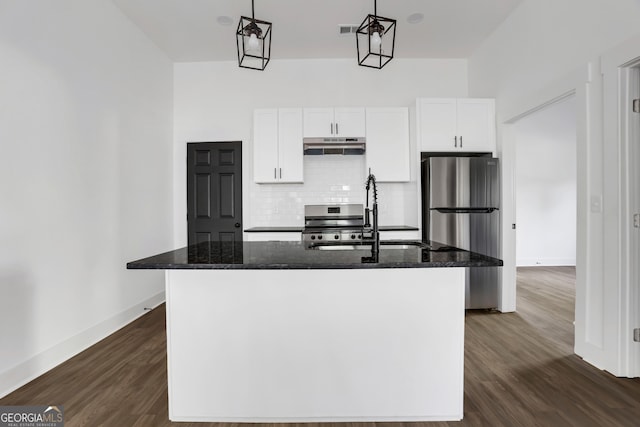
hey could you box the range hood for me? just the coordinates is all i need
[303,137,366,155]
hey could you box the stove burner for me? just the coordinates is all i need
[301,204,372,248]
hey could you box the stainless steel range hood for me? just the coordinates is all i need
[303,137,366,155]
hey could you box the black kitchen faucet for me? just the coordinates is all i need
[362,172,380,263]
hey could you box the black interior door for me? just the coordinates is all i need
[187,142,242,245]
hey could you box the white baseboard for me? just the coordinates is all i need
[0,291,165,399]
[516,258,576,267]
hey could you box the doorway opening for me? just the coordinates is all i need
[513,95,577,268]
[511,94,578,347]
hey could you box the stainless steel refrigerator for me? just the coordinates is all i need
[422,155,500,309]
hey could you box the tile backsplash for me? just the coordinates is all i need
[249,155,415,227]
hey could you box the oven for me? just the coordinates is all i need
[301,204,373,248]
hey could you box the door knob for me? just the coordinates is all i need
[235,223,241,228]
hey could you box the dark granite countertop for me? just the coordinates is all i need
[244,225,419,232]
[244,226,303,232]
[127,240,502,270]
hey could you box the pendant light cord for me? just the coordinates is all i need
[252,0,255,20]
[374,0,377,17]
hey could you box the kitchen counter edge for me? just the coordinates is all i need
[244,225,419,232]
[127,241,503,270]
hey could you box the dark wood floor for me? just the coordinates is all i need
[2,267,639,426]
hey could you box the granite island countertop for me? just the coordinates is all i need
[243,225,419,232]
[127,240,502,270]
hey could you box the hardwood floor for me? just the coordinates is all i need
[2,266,639,426]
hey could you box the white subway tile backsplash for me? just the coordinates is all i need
[249,155,416,227]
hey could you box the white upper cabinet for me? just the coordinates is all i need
[456,99,495,152]
[303,107,366,138]
[253,109,279,183]
[365,107,410,182]
[278,109,304,182]
[302,108,334,137]
[253,108,303,184]
[334,108,366,137]
[417,98,495,153]
[417,99,457,151]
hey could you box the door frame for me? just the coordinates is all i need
[605,53,640,377]
[582,32,640,377]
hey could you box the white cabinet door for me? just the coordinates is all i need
[456,99,495,152]
[253,109,279,183]
[278,108,303,183]
[365,107,410,182]
[303,107,366,138]
[334,108,366,137]
[303,108,334,137]
[254,108,304,183]
[418,98,457,152]
[417,98,495,153]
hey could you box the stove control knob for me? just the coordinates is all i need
[357,234,361,239]
[334,234,339,240]
[318,235,323,240]
[350,234,356,239]
[310,235,316,240]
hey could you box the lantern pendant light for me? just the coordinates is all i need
[236,0,272,70]
[356,0,396,69]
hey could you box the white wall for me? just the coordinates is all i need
[515,96,576,266]
[173,59,468,245]
[467,0,640,374]
[0,1,173,396]
[469,0,640,103]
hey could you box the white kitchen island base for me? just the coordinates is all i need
[165,267,465,422]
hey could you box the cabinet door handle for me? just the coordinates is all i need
[331,123,334,134]
[279,168,282,179]
[274,168,277,179]
[454,136,457,147]
[336,123,339,135]
[460,136,463,148]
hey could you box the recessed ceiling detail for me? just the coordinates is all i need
[407,13,424,24]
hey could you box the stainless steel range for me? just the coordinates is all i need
[302,204,373,247]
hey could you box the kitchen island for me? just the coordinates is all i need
[128,240,501,423]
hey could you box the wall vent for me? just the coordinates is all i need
[339,25,359,35]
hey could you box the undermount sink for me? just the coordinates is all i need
[309,240,431,251]
[380,240,431,249]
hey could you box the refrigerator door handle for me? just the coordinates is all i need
[431,207,499,214]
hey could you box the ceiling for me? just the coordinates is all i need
[111,0,524,62]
